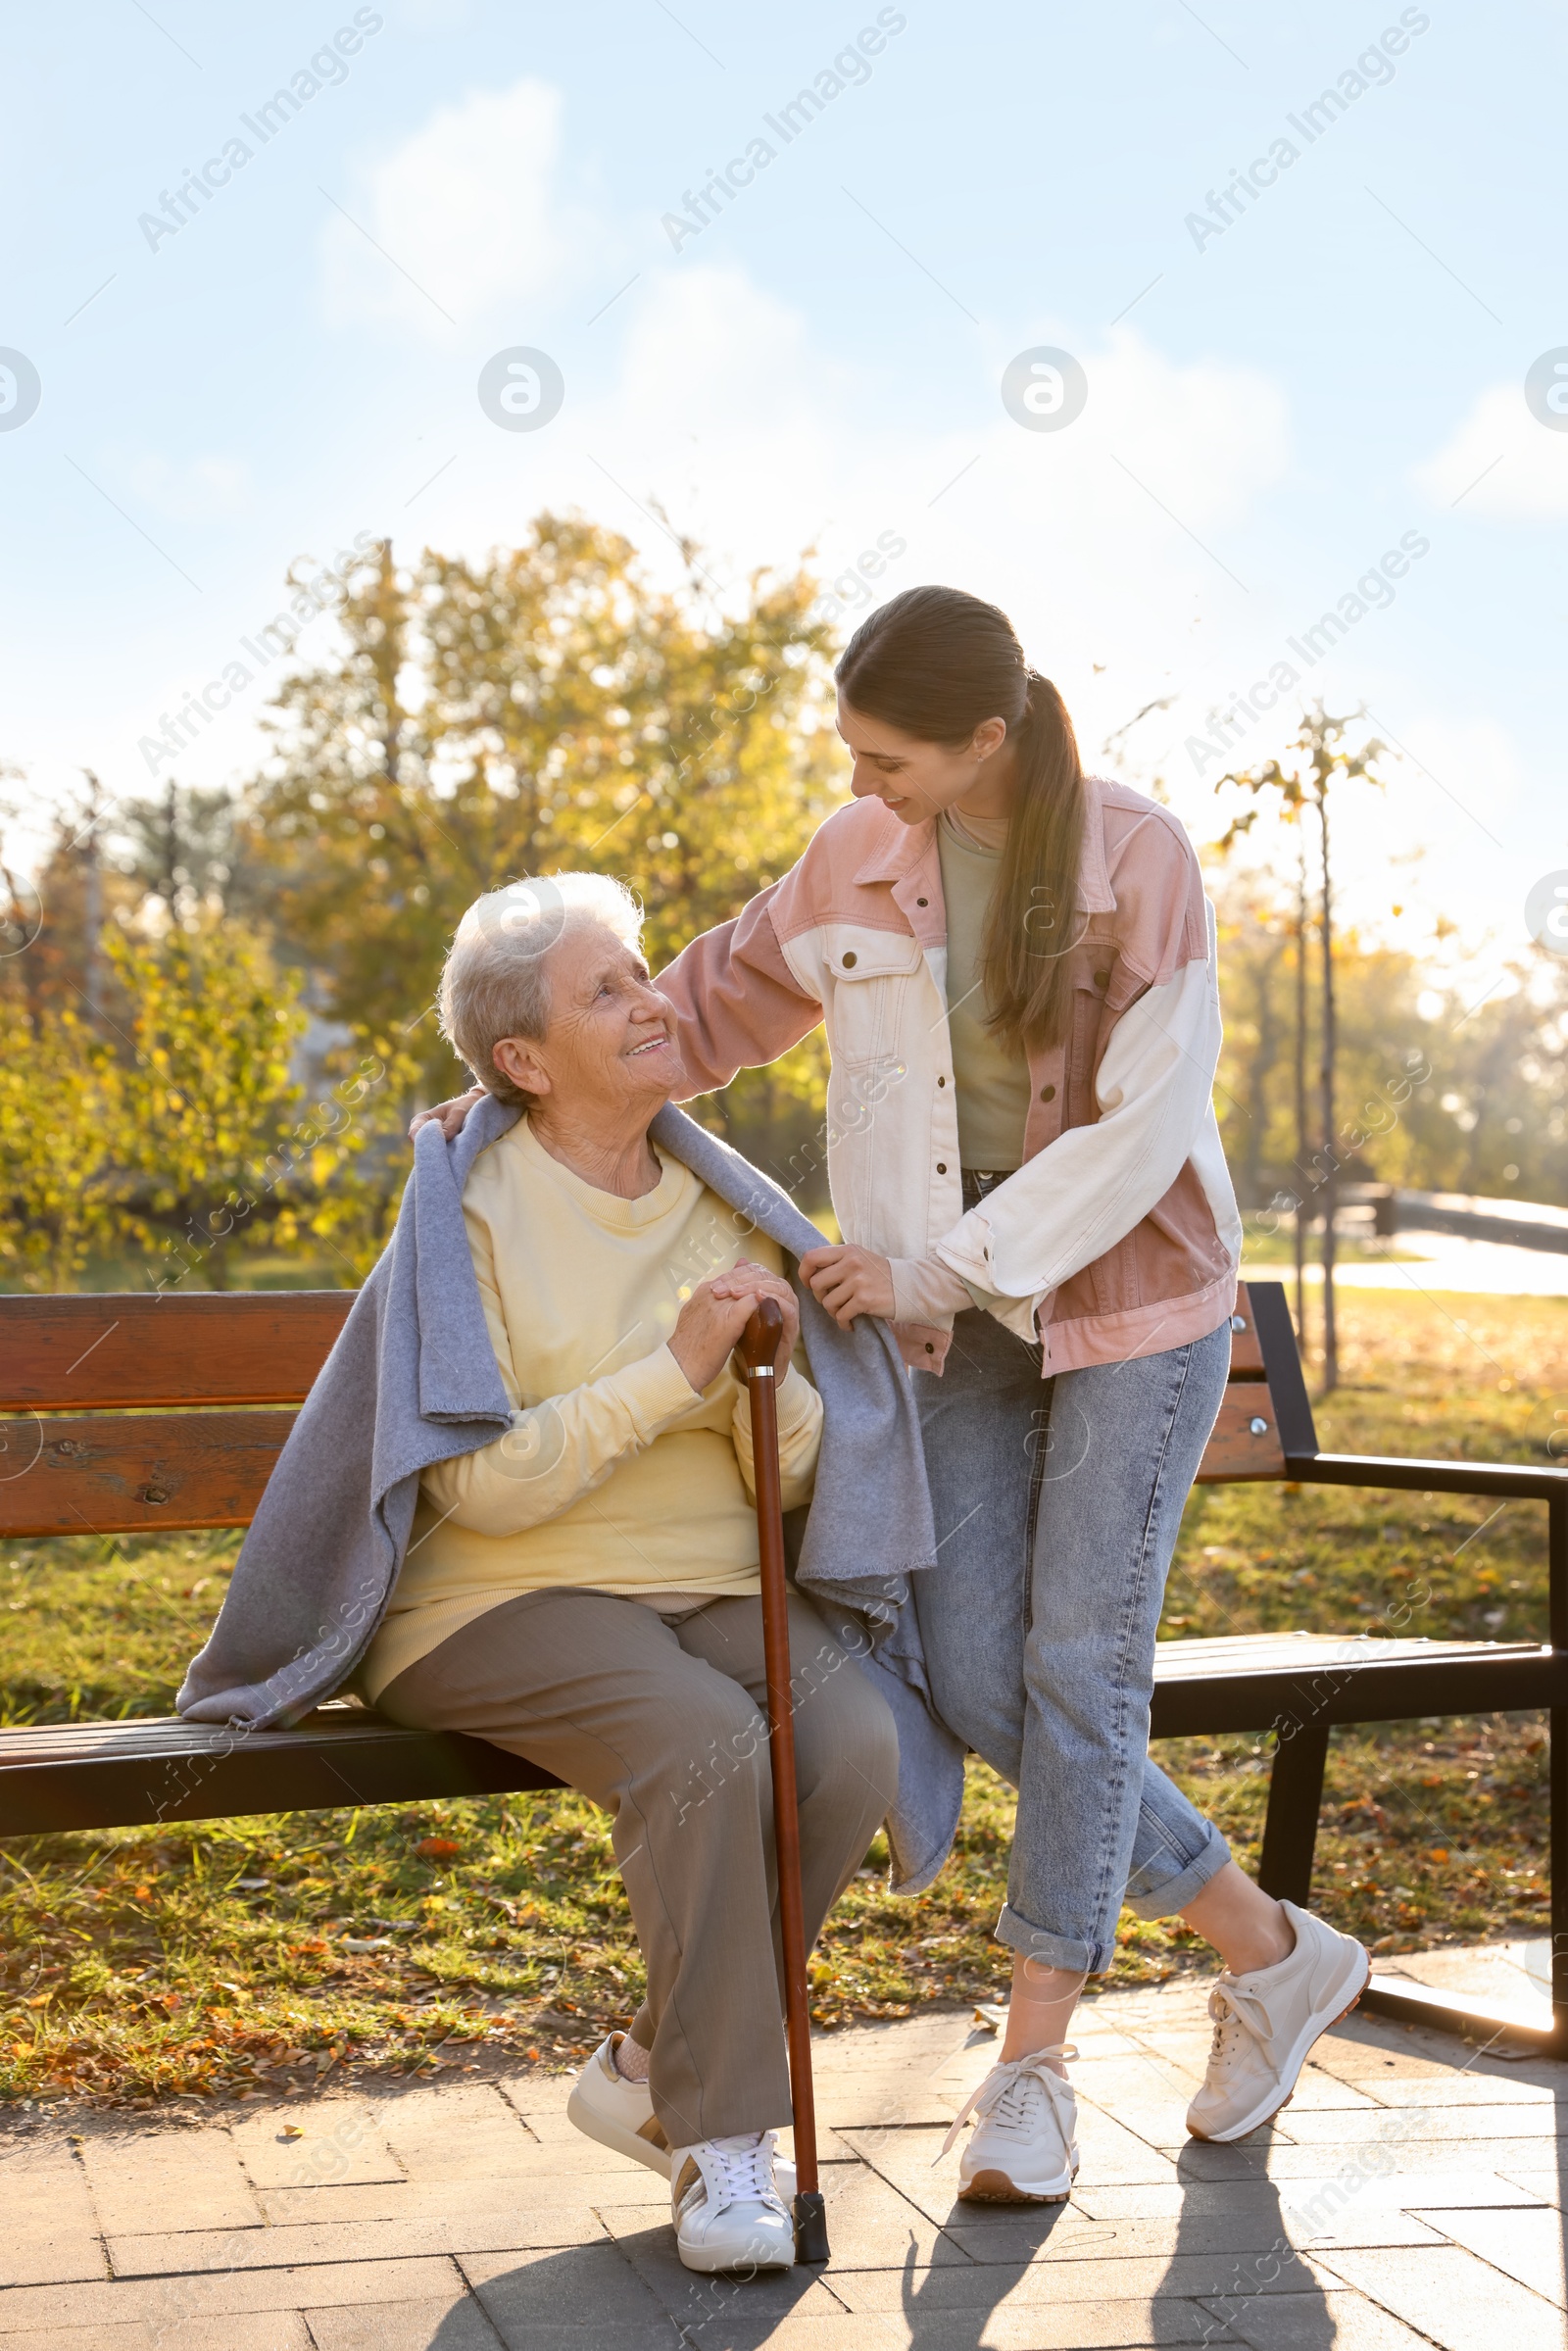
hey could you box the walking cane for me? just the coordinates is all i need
[740,1296,830,2266]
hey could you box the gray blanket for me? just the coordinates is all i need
[177,1095,966,1892]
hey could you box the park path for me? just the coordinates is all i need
[2,1972,1565,2349]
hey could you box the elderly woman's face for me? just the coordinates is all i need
[491,920,684,1117]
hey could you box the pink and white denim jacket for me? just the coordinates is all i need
[658,775,1242,1376]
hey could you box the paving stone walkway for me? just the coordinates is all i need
[2,1975,1565,2349]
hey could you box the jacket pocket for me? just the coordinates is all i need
[820,925,925,1069]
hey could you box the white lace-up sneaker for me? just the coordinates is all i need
[566,2035,798,2198]
[1186,1900,1370,2142]
[940,2043,1080,2202]
[669,2131,796,2273]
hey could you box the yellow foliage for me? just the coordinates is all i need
[0,998,122,1286]
[1,921,419,1290]
[244,518,846,1107]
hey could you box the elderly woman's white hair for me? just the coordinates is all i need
[439,872,645,1107]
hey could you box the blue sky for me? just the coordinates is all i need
[3,0,1565,968]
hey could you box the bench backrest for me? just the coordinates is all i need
[1,1293,352,1538]
[0,1281,1315,1539]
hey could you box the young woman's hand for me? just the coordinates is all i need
[409,1087,484,1142]
[798,1244,896,1328]
[668,1264,799,1392]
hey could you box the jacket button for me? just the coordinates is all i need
[936,1162,948,1175]
[842,951,858,967]
[916,897,929,907]
[925,1342,936,1353]
[937,1075,946,1087]
[1094,968,1109,989]
[1039,1083,1055,1102]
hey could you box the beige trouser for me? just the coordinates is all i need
[376,1587,900,2147]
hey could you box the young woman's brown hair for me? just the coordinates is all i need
[835,585,1086,1053]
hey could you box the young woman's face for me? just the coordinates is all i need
[836,694,1012,826]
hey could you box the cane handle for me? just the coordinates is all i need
[741,1295,785,1376]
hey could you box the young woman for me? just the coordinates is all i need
[418,586,1368,2202]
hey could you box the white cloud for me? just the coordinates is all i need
[1414,380,1568,518]
[534,275,1291,624]
[387,266,1295,823]
[1052,326,1291,528]
[393,263,1303,914]
[320,77,573,332]
[121,452,253,521]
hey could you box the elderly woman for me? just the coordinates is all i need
[361,873,900,2275]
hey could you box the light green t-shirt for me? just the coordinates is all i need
[936,811,1033,1173]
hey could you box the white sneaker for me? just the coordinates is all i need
[1186,1900,1370,2142]
[566,2034,673,2176]
[566,2034,798,2197]
[670,2131,796,2273]
[940,2044,1080,2202]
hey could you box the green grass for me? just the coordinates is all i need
[1,1289,1558,2106]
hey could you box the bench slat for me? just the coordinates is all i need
[1151,1631,1565,1736]
[1195,1381,1287,1482]
[0,1293,352,1411]
[0,1709,563,1837]
[0,1410,295,1537]
[3,1380,1281,1531]
[1153,1631,1546,1676]
[1,1287,1262,1416]
[1229,1288,1265,1377]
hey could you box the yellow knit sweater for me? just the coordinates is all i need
[362,1118,822,1699]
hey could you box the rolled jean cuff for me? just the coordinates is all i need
[1122,1816,1231,1922]
[994,1902,1108,1979]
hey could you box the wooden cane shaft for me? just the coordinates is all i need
[744,1331,820,2198]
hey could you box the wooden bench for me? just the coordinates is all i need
[3,1281,1564,2052]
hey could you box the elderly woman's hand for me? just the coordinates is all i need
[710,1260,800,1375]
[409,1088,484,1142]
[798,1243,896,1328]
[669,1262,799,1391]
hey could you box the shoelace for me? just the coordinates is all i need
[1204,1976,1276,2077]
[938,2043,1078,2161]
[687,2131,782,2214]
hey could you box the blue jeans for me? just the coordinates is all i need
[913,1302,1233,1975]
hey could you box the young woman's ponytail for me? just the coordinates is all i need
[836,587,1086,1052]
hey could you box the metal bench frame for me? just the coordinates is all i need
[3,1281,1564,2054]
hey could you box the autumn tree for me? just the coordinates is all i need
[1216,707,1390,1392]
[240,518,846,1178]
[0,909,416,1292]
[110,780,250,923]
[103,919,423,1290]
